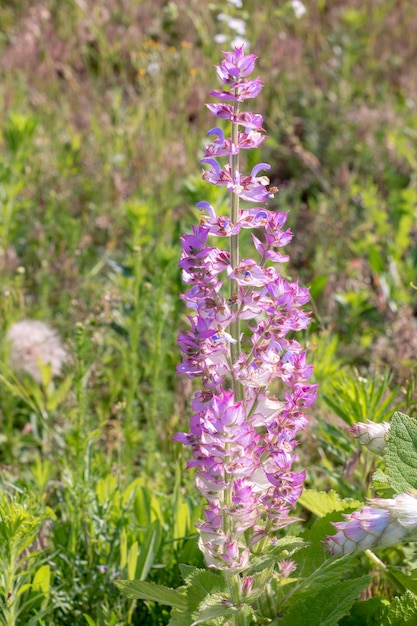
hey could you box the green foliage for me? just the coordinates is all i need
[118,518,371,625]
[380,591,417,625]
[386,567,417,596]
[312,369,401,498]
[340,597,391,626]
[299,489,361,519]
[0,492,54,624]
[386,412,417,493]
[323,369,399,428]
[279,576,372,626]
[115,581,187,610]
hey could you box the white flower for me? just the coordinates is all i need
[214,33,228,44]
[227,17,246,36]
[7,320,68,383]
[291,0,306,19]
[147,62,160,75]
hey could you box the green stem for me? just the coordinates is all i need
[365,549,407,594]
[224,97,252,626]
[4,548,17,626]
[227,573,247,626]
[229,98,243,402]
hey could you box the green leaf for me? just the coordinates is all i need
[136,520,162,581]
[191,593,238,625]
[115,580,187,610]
[120,528,128,570]
[386,567,417,595]
[341,597,390,625]
[386,412,417,493]
[368,245,385,273]
[45,374,73,410]
[372,469,391,484]
[172,491,191,540]
[127,541,139,580]
[178,563,198,581]
[96,475,118,506]
[168,608,192,626]
[177,536,203,569]
[133,484,152,527]
[280,576,371,626]
[247,537,305,575]
[295,509,359,577]
[381,590,417,625]
[83,616,96,626]
[309,275,328,299]
[16,583,32,596]
[32,564,50,594]
[293,556,358,604]
[299,489,362,519]
[185,568,225,614]
[371,469,394,498]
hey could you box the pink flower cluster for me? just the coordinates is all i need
[175,46,317,571]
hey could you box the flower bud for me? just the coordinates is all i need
[350,420,390,455]
[324,493,417,555]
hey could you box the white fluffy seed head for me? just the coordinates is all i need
[7,320,68,383]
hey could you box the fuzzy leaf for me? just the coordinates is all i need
[178,563,198,580]
[168,608,192,626]
[341,597,390,625]
[280,576,371,626]
[381,590,417,625]
[289,546,358,609]
[371,469,395,499]
[184,568,225,613]
[83,616,96,626]
[191,593,238,625]
[372,468,390,484]
[115,580,187,610]
[247,536,305,575]
[386,412,417,493]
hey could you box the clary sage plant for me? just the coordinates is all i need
[175,44,317,574]
[117,47,417,626]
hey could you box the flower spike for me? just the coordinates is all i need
[176,45,316,572]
